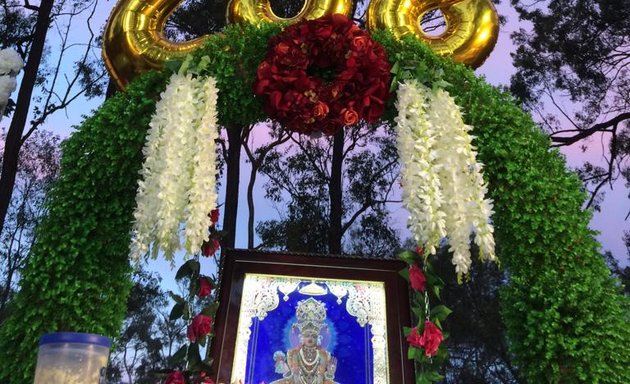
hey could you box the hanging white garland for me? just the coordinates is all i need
[395,79,496,276]
[131,74,219,261]
[0,48,23,121]
[395,81,447,255]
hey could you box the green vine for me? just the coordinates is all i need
[1,23,628,384]
[179,22,282,126]
[0,72,168,383]
[374,32,630,383]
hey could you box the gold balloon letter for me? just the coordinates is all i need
[103,0,352,88]
[227,0,353,24]
[103,0,208,89]
[367,0,499,68]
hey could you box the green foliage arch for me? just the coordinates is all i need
[0,23,628,383]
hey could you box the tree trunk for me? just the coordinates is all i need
[222,125,243,248]
[0,0,54,236]
[246,159,258,249]
[328,129,344,254]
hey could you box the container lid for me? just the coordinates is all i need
[39,332,111,347]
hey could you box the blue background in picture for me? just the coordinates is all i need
[243,286,373,384]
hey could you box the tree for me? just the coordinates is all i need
[430,248,522,384]
[0,0,107,236]
[509,0,630,212]
[605,248,630,296]
[256,123,401,256]
[0,128,60,321]
[107,269,186,384]
[242,123,291,249]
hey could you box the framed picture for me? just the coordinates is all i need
[210,249,414,384]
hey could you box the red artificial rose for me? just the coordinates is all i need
[409,263,426,292]
[198,276,213,298]
[351,35,370,52]
[314,23,333,40]
[365,101,385,122]
[210,209,220,224]
[164,370,185,384]
[406,321,444,357]
[419,320,444,357]
[202,238,220,256]
[187,314,213,343]
[406,326,423,349]
[313,101,329,119]
[274,42,290,55]
[341,108,359,126]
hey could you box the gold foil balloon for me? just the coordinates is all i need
[103,0,208,89]
[367,0,499,68]
[103,0,498,88]
[103,0,352,88]
[227,0,353,24]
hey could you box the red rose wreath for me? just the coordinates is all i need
[253,14,391,136]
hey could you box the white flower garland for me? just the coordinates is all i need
[395,81,446,255]
[131,74,219,261]
[0,48,23,121]
[184,77,219,254]
[395,80,496,275]
[0,48,23,75]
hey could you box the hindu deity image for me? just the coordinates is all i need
[270,298,338,384]
[230,274,389,384]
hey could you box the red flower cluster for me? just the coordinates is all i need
[209,209,220,224]
[407,320,444,357]
[187,314,213,342]
[253,14,391,136]
[201,238,220,256]
[197,276,213,298]
[165,371,185,384]
[409,263,426,292]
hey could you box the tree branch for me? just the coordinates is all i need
[550,112,630,146]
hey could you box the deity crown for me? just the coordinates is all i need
[295,298,327,333]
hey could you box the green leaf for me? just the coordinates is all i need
[175,259,201,280]
[182,303,191,320]
[178,54,194,75]
[187,343,202,367]
[416,372,431,384]
[408,346,417,360]
[169,302,184,321]
[430,305,452,322]
[175,262,192,280]
[169,345,187,367]
[168,291,185,305]
[390,61,400,75]
[164,60,182,74]
[426,371,444,382]
[432,285,441,300]
[399,250,417,264]
[202,301,220,317]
